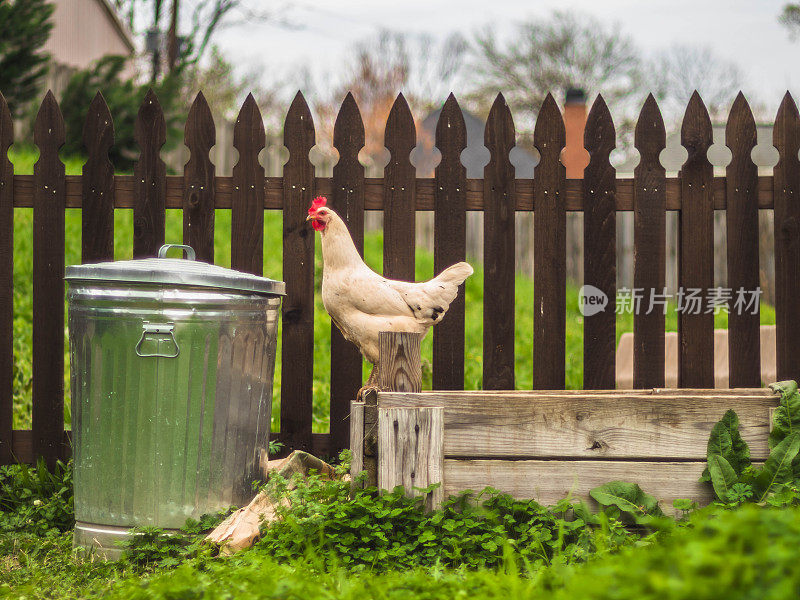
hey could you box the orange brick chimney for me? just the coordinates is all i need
[562,88,587,178]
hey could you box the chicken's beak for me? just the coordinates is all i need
[305,214,314,221]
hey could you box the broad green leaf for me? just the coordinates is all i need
[755,432,800,502]
[589,481,664,519]
[700,410,751,482]
[769,380,800,448]
[707,454,738,502]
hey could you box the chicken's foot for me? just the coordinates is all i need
[355,365,381,402]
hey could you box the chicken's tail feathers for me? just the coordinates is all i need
[434,261,474,287]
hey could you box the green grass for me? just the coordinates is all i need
[4,497,800,599]
[7,145,777,434]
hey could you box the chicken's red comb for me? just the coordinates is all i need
[308,196,327,214]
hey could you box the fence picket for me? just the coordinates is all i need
[583,95,616,389]
[726,93,760,387]
[330,93,365,453]
[281,92,316,452]
[383,94,415,281]
[33,92,66,468]
[0,93,12,463]
[633,95,667,388]
[81,92,115,263]
[678,92,714,388]
[533,94,567,389]
[483,93,515,390]
[133,89,166,258]
[433,94,467,390]
[184,92,216,264]
[231,94,265,275]
[773,92,800,382]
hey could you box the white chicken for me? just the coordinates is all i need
[306,196,473,386]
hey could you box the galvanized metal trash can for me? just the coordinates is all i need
[66,244,285,558]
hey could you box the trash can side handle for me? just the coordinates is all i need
[158,244,196,261]
[135,322,180,358]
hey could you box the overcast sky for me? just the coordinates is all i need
[215,0,797,116]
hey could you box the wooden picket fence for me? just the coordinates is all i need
[1,87,799,468]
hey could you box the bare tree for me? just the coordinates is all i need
[647,45,745,122]
[310,30,468,171]
[112,0,290,82]
[466,11,644,131]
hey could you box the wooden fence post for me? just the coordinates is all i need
[0,92,13,465]
[378,406,444,511]
[354,331,422,487]
[33,92,66,468]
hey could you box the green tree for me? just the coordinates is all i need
[60,55,185,172]
[780,3,800,37]
[0,0,54,117]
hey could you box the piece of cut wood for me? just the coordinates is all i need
[378,407,444,510]
[350,400,365,483]
[206,450,334,554]
[378,331,422,393]
[378,391,778,460]
[444,459,715,512]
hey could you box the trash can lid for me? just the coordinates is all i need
[66,244,285,296]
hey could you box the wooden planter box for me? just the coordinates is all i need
[351,333,780,511]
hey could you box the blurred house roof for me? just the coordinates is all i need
[415,106,539,178]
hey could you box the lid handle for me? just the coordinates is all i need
[158,244,196,261]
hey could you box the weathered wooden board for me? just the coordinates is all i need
[378,391,778,459]
[10,174,778,211]
[349,401,365,481]
[380,388,773,398]
[444,459,715,510]
[378,407,444,510]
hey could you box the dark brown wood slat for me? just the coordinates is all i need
[383,93,416,281]
[483,93,515,390]
[330,93,365,454]
[0,93,13,464]
[582,95,616,389]
[726,93,761,387]
[281,92,316,452]
[32,92,66,468]
[231,94,265,275]
[433,94,467,390]
[533,93,567,389]
[678,92,715,388]
[183,92,216,264]
[773,92,800,382]
[6,174,783,212]
[81,92,114,263]
[133,89,166,258]
[633,94,667,388]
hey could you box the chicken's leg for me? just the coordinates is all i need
[355,364,381,402]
